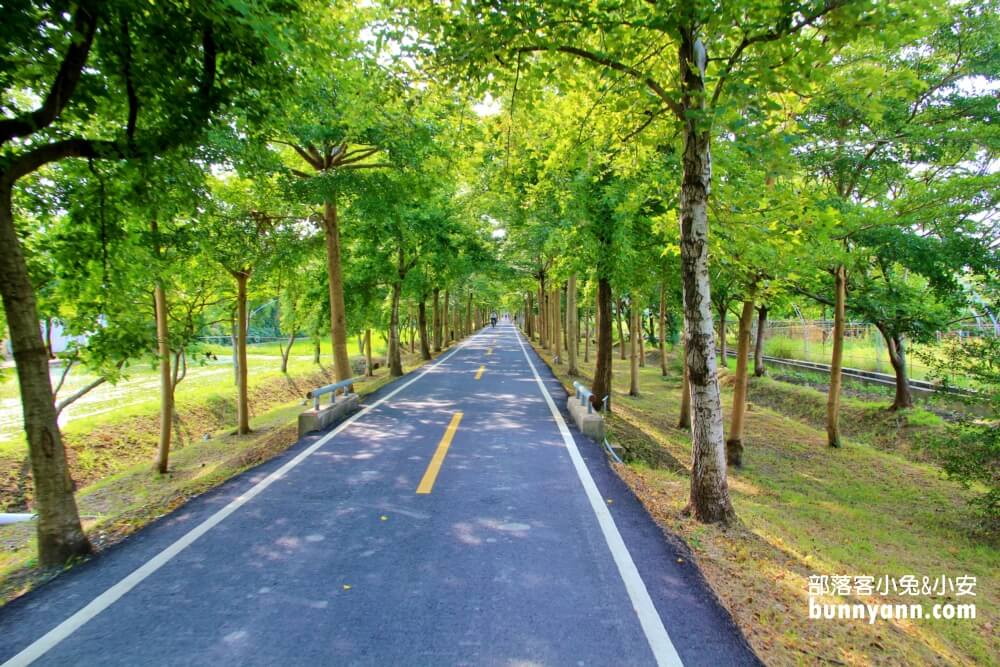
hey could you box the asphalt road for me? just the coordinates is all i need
[0,323,759,666]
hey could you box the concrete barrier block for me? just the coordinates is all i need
[298,394,360,438]
[566,397,605,440]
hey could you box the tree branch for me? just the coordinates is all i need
[120,15,139,142]
[52,356,76,397]
[517,45,683,119]
[2,138,119,186]
[0,2,99,145]
[710,0,849,108]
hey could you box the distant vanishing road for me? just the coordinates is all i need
[0,324,758,666]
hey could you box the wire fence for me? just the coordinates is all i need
[723,319,995,386]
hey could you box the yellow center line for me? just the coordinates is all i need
[474,364,486,379]
[486,347,493,356]
[416,412,464,494]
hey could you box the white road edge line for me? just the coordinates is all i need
[3,337,474,667]
[513,327,684,667]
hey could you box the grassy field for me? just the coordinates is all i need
[533,340,997,666]
[753,333,950,386]
[0,334,391,453]
[0,336,433,601]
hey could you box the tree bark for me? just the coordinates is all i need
[364,328,374,377]
[879,325,913,410]
[567,275,578,375]
[526,292,534,339]
[443,290,450,344]
[753,305,767,377]
[406,303,414,354]
[44,318,56,359]
[235,271,251,435]
[616,298,626,361]
[432,288,442,352]
[678,334,691,430]
[638,305,646,368]
[280,331,296,373]
[312,335,321,365]
[592,278,613,411]
[629,305,640,396]
[562,285,568,352]
[726,299,755,466]
[418,297,431,361]
[827,267,846,446]
[584,308,590,363]
[717,301,728,366]
[539,277,548,348]
[551,287,562,363]
[154,282,173,473]
[389,282,403,377]
[677,30,735,524]
[322,198,352,385]
[659,283,669,376]
[0,181,90,566]
[465,290,473,337]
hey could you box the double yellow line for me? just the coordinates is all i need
[416,412,464,494]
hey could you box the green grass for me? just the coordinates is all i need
[746,332,970,387]
[0,333,399,455]
[532,339,997,666]
[0,339,436,600]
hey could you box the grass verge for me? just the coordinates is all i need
[532,339,997,666]
[0,346,437,604]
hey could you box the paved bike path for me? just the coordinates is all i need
[0,324,758,666]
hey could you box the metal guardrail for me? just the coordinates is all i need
[306,378,360,410]
[572,381,609,413]
[725,351,976,397]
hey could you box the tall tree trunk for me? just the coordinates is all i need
[753,305,767,377]
[717,301,728,366]
[0,182,90,566]
[616,298,626,360]
[364,328,374,377]
[562,285,568,352]
[418,298,431,361]
[443,290,450,344]
[592,278,613,411]
[526,292,534,339]
[432,288,442,352]
[389,282,403,377]
[465,290,473,336]
[551,287,562,363]
[879,325,913,410]
[678,334,691,430]
[235,272,251,435]
[567,275,578,375]
[584,308,590,363]
[408,302,415,354]
[322,199,352,385]
[638,306,646,368]
[281,331,296,374]
[312,335,321,365]
[154,282,173,473]
[726,299,754,466]
[44,318,56,359]
[629,306,640,396]
[537,278,546,347]
[659,283,669,376]
[826,267,846,446]
[677,30,735,524]
[576,307,582,355]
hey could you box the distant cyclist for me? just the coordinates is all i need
[490,312,498,327]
